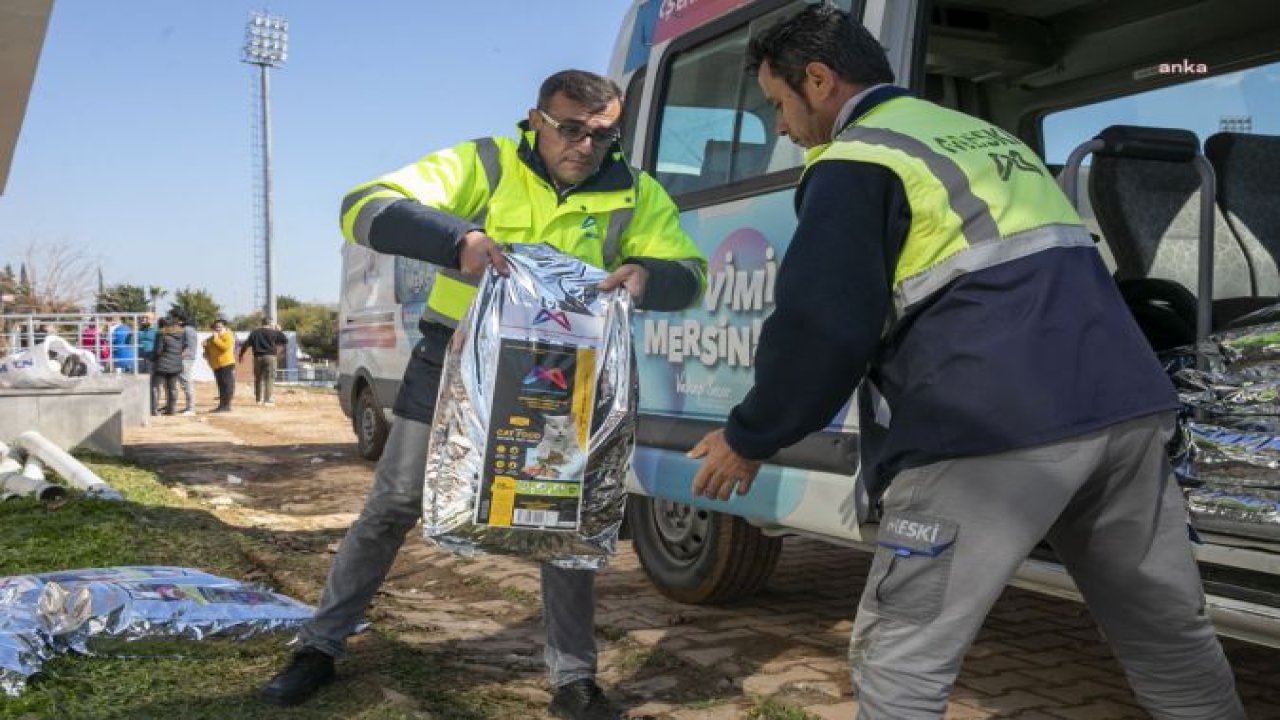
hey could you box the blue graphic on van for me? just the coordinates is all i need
[394,257,433,339]
[632,446,804,521]
[633,188,854,429]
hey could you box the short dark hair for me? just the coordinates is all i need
[537,69,623,113]
[747,5,894,95]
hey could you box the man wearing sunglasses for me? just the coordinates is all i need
[262,69,705,720]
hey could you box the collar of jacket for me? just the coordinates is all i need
[837,85,913,135]
[803,85,916,166]
[515,120,635,196]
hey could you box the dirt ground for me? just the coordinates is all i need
[123,382,1280,719]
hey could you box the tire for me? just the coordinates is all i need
[628,493,782,604]
[353,384,389,461]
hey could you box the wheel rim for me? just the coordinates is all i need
[650,499,711,564]
[359,401,378,444]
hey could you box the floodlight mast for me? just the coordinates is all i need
[241,12,288,324]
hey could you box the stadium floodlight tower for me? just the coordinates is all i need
[241,11,288,324]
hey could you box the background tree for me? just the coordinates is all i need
[229,311,264,331]
[0,265,15,297]
[276,295,301,312]
[1,242,99,313]
[95,283,150,313]
[278,302,338,361]
[168,288,223,328]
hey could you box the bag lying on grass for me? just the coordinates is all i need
[0,335,101,389]
[422,243,637,569]
[0,566,313,696]
[0,575,53,698]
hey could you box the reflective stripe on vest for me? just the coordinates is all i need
[421,137,501,327]
[341,184,403,248]
[837,125,1000,247]
[602,207,633,268]
[895,223,1092,312]
[820,98,1085,318]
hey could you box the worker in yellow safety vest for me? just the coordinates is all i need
[263,69,705,720]
[689,6,1243,720]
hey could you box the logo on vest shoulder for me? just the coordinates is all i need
[989,150,1043,181]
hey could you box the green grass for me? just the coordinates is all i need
[0,455,536,719]
[747,696,818,720]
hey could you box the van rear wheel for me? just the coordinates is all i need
[354,385,389,461]
[628,494,782,604]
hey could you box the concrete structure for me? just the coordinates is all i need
[0,0,54,195]
[0,375,149,456]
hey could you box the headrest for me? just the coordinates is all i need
[1094,125,1199,163]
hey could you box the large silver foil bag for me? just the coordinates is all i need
[0,575,51,697]
[1,566,313,696]
[422,243,636,569]
[1166,321,1280,541]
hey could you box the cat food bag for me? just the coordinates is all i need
[422,243,636,569]
[2,566,311,696]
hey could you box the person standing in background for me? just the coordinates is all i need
[238,319,288,406]
[136,314,157,374]
[175,313,198,415]
[203,318,236,413]
[149,317,184,415]
[110,317,136,373]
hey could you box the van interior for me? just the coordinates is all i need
[924,0,1280,349]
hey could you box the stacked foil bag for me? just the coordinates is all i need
[422,243,636,569]
[1169,321,1280,540]
[1,566,313,696]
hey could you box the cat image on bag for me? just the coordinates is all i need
[523,414,585,481]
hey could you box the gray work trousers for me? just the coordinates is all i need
[296,416,599,688]
[850,413,1243,720]
[253,354,277,402]
[179,358,194,410]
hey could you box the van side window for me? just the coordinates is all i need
[652,0,854,201]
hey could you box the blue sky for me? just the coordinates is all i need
[1042,62,1280,163]
[0,0,632,317]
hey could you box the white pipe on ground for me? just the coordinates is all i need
[14,431,122,501]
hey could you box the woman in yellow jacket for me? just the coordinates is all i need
[202,318,236,412]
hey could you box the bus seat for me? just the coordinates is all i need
[1088,127,1269,331]
[1205,132,1280,301]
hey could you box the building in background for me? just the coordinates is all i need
[0,0,55,196]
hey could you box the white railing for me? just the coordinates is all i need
[0,312,153,375]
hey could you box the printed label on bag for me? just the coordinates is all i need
[473,305,604,531]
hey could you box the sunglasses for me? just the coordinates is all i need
[538,110,621,146]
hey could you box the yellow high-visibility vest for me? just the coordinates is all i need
[340,127,705,326]
[806,95,1089,320]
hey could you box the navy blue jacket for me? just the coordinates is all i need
[724,88,1177,491]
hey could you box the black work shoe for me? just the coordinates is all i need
[549,679,624,720]
[261,648,335,707]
